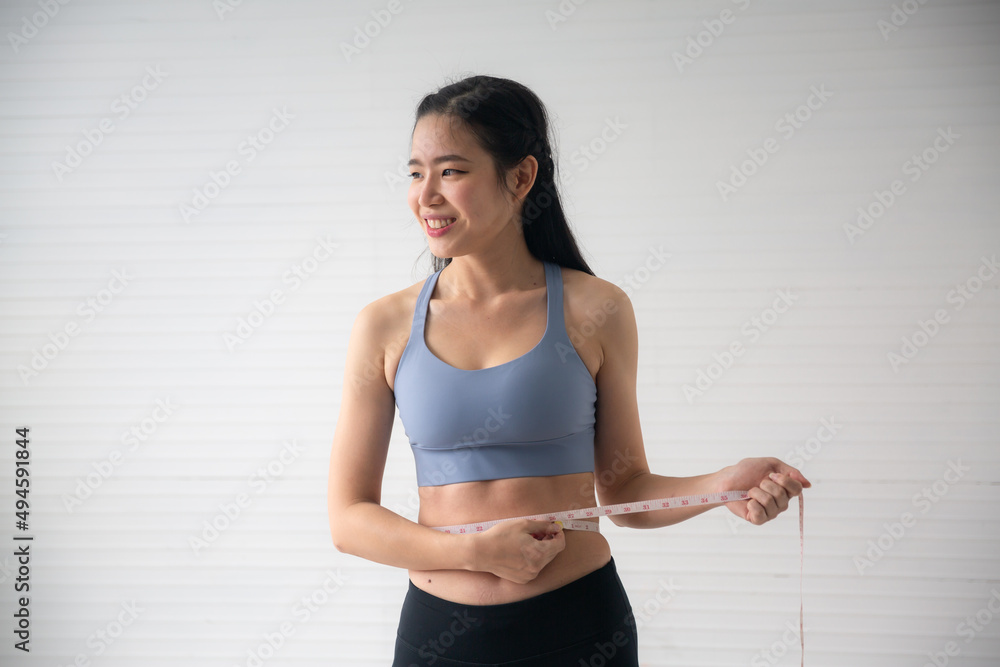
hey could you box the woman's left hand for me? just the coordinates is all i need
[717,457,811,525]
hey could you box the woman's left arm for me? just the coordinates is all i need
[590,282,811,529]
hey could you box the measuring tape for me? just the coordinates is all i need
[430,489,805,666]
[430,489,750,534]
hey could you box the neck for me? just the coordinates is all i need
[438,227,544,302]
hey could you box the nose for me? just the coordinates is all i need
[417,174,443,207]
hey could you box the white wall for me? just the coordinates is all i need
[1,1,998,665]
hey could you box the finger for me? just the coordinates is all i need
[523,519,563,534]
[776,464,811,489]
[531,527,564,540]
[769,471,805,500]
[745,498,768,525]
[544,530,566,551]
[748,487,779,520]
[760,478,790,512]
[525,521,564,542]
[537,522,563,540]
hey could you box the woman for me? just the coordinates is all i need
[327,75,810,666]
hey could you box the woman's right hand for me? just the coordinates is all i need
[470,519,566,584]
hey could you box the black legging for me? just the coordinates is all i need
[392,556,639,666]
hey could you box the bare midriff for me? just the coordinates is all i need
[410,471,612,605]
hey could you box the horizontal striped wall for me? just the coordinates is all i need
[0,0,998,665]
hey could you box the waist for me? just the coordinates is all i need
[412,472,610,604]
[409,529,612,605]
[416,471,597,527]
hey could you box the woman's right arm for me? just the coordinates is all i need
[327,299,470,570]
[326,300,565,580]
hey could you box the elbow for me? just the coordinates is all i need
[328,505,357,555]
[331,536,351,554]
[328,498,376,554]
[330,524,358,555]
[329,522,345,552]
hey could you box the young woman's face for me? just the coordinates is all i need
[408,113,519,257]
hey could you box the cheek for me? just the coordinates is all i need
[454,184,487,214]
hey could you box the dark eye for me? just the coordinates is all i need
[409,168,464,179]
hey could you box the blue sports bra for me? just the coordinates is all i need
[393,260,597,487]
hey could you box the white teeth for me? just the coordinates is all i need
[427,218,455,229]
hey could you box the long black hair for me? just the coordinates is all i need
[411,75,595,276]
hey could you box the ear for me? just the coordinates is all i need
[510,155,539,201]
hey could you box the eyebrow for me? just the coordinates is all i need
[407,154,472,167]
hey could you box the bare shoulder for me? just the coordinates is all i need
[348,276,428,391]
[354,280,419,335]
[558,266,637,376]
[559,265,634,322]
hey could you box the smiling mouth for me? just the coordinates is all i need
[426,218,456,229]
